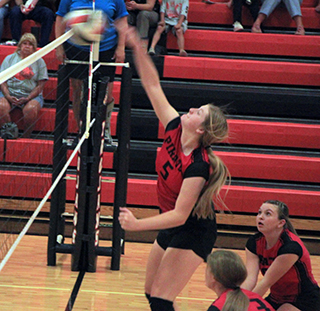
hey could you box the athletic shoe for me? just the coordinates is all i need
[246,0,251,5]
[148,48,156,56]
[233,21,244,32]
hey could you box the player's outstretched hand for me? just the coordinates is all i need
[119,207,138,231]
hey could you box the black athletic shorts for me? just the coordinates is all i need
[265,287,320,311]
[156,212,217,261]
[63,41,116,81]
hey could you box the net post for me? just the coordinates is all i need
[71,73,108,272]
[111,66,132,271]
[87,75,109,272]
[47,64,70,266]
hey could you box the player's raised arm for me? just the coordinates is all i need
[125,27,179,128]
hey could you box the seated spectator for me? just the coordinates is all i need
[9,0,55,47]
[148,0,189,56]
[126,0,160,53]
[206,249,275,311]
[226,0,259,32]
[251,0,305,35]
[0,33,48,138]
[316,0,320,13]
[242,200,320,311]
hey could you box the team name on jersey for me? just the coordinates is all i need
[164,136,182,172]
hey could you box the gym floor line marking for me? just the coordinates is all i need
[0,284,212,302]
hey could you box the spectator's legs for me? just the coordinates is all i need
[27,6,55,47]
[136,10,159,52]
[252,0,281,33]
[233,0,243,23]
[22,99,41,137]
[70,78,83,128]
[0,98,11,127]
[149,24,165,54]
[248,0,260,23]
[0,6,9,41]
[293,15,305,35]
[176,28,187,56]
[282,0,304,35]
[9,6,26,43]
[127,11,137,26]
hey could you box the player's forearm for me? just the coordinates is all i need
[252,279,271,297]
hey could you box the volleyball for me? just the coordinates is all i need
[64,9,107,46]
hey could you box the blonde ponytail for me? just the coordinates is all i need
[193,148,230,219]
[193,104,230,219]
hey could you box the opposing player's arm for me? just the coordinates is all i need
[252,253,298,297]
[242,248,260,291]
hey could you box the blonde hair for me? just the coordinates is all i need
[16,33,37,54]
[207,250,249,311]
[193,104,230,219]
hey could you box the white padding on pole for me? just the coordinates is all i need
[0,30,74,85]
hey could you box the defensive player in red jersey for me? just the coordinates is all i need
[206,249,275,311]
[119,27,230,311]
[242,200,320,311]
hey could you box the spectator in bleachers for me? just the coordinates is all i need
[242,200,320,311]
[251,0,305,35]
[226,0,260,32]
[0,33,48,138]
[316,0,320,13]
[205,250,276,311]
[9,0,55,47]
[126,0,160,53]
[148,0,189,56]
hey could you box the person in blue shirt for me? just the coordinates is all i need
[55,0,128,146]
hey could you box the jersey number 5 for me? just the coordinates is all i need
[160,161,173,180]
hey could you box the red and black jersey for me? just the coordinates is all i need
[246,229,319,305]
[207,288,275,311]
[155,117,210,213]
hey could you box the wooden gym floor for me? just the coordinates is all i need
[0,235,319,311]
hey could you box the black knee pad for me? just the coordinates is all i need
[149,297,174,311]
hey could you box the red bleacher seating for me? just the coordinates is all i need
[167,31,320,57]
[163,56,320,86]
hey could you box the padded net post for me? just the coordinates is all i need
[111,67,132,270]
[47,64,70,266]
[71,73,108,272]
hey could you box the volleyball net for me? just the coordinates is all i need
[0,29,132,272]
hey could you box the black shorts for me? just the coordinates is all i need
[156,212,217,261]
[265,287,320,311]
[63,41,116,81]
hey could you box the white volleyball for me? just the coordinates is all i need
[64,9,107,46]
